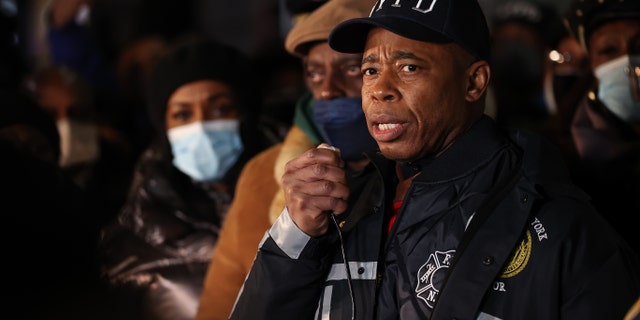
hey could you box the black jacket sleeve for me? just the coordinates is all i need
[230,234,334,319]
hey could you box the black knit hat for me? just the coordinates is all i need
[146,38,256,131]
[564,0,640,51]
[329,0,490,62]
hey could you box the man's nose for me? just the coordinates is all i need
[317,71,345,100]
[368,72,398,102]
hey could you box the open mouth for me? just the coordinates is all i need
[372,122,406,142]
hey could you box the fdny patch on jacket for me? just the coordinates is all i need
[415,249,456,308]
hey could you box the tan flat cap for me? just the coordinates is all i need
[284,0,375,57]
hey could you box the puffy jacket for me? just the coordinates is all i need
[98,139,238,320]
[231,116,640,320]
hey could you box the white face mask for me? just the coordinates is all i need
[56,118,100,167]
[594,54,640,122]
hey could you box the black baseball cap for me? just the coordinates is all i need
[328,0,490,62]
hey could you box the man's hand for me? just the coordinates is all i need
[282,144,349,237]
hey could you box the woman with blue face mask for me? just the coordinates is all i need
[563,0,640,255]
[96,37,263,320]
[166,80,244,183]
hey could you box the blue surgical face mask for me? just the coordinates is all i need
[313,97,378,161]
[167,119,243,182]
[594,54,640,122]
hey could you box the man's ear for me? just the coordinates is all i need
[465,60,490,103]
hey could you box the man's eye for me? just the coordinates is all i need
[305,70,323,83]
[363,68,377,76]
[401,65,418,72]
[346,65,361,76]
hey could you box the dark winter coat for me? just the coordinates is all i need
[98,140,236,320]
[231,116,640,320]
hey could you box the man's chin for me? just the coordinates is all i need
[378,144,416,162]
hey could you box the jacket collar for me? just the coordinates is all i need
[402,116,508,182]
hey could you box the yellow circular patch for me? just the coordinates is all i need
[501,230,532,278]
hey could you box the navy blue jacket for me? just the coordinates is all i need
[230,116,640,320]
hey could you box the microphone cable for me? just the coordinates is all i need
[330,212,356,320]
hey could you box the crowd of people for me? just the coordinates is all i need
[2,0,639,319]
